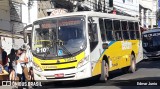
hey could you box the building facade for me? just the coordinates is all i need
[113,0,139,17]
[139,0,157,29]
[27,0,53,23]
[0,0,54,53]
[0,0,11,33]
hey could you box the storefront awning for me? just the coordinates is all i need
[139,0,152,11]
[11,0,25,4]
[113,6,139,17]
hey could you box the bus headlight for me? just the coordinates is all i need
[77,56,89,68]
[33,62,43,72]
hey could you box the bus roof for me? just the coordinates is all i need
[35,11,139,22]
[142,28,160,34]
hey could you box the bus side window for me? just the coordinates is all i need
[129,22,136,39]
[99,18,106,41]
[104,19,114,41]
[88,23,98,52]
[135,22,140,39]
[113,20,122,40]
[121,21,130,40]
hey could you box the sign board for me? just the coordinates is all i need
[1,37,13,55]
[50,9,68,16]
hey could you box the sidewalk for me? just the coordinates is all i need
[0,86,13,89]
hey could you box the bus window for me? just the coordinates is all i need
[104,19,114,41]
[88,23,98,52]
[99,18,106,41]
[121,21,129,40]
[128,22,136,39]
[113,20,122,40]
[135,22,140,39]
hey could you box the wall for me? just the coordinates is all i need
[37,1,52,18]
[29,1,38,23]
[0,0,11,31]
[21,0,29,24]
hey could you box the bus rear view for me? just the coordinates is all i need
[142,28,160,59]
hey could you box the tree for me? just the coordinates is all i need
[51,0,74,12]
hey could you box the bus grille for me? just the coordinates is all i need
[46,73,76,79]
[46,76,75,79]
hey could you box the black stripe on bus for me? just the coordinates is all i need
[44,66,75,71]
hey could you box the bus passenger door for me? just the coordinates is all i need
[88,17,103,76]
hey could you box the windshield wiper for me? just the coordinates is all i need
[56,39,73,57]
[50,29,73,57]
[43,40,73,59]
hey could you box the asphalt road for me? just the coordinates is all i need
[1,58,160,89]
[36,58,160,89]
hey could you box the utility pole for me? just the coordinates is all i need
[28,0,33,23]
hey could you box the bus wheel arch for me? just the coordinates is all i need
[100,55,109,82]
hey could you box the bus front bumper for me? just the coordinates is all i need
[144,52,160,59]
[33,62,92,82]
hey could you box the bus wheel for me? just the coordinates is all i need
[100,60,109,82]
[129,54,136,73]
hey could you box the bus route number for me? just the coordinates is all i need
[36,48,48,53]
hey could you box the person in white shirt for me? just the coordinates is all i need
[17,44,32,81]
[10,49,22,81]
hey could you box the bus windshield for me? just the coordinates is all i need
[142,32,160,52]
[32,16,86,59]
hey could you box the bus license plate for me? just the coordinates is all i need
[54,73,64,78]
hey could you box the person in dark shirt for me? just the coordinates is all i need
[8,48,16,72]
[1,48,8,72]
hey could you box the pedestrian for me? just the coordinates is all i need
[25,44,34,81]
[0,47,9,72]
[15,49,23,82]
[17,45,31,81]
[8,48,16,72]
[0,47,2,65]
[10,49,22,81]
[0,63,3,74]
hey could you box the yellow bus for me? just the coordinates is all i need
[24,11,143,82]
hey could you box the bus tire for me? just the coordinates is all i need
[129,54,136,73]
[100,60,109,82]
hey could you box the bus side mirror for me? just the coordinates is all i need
[102,43,108,49]
[24,33,27,43]
[23,24,32,43]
